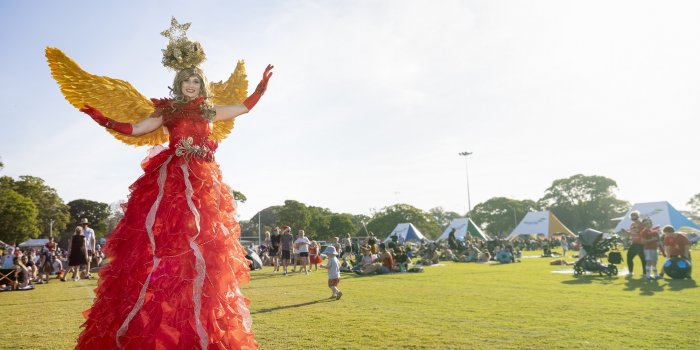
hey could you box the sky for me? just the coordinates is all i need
[1,0,699,221]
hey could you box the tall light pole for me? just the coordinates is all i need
[458,151,473,215]
[257,211,262,248]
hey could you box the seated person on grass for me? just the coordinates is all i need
[387,235,399,252]
[467,245,480,262]
[441,248,455,261]
[353,247,375,272]
[340,256,353,272]
[418,243,440,265]
[356,246,394,275]
[478,248,491,263]
[394,246,412,272]
[12,257,34,290]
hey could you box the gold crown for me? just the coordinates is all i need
[160,17,206,70]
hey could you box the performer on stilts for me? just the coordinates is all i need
[47,17,273,349]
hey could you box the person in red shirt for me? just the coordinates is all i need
[45,237,57,254]
[660,225,692,279]
[624,211,647,277]
[640,217,661,280]
[663,226,691,259]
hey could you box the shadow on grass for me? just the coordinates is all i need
[622,276,666,296]
[666,278,697,291]
[250,272,291,281]
[561,275,617,285]
[252,299,335,314]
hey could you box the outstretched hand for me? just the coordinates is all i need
[80,105,109,127]
[256,64,274,94]
[263,64,274,82]
[243,64,275,110]
[79,104,133,135]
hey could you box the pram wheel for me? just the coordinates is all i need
[607,265,618,276]
[573,265,584,276]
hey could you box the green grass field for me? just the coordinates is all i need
[2,250,698,349]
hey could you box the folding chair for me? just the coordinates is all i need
[0,268,16,286]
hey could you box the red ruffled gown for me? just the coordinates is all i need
[76,97,257,350]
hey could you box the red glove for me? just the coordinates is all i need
[243,64,274,110]
[80,105,133,135]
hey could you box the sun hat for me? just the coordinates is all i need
[80,218,89,225]
[323,246,338,255]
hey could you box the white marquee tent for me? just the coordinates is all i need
[436,218,490,241]
[614,201,700,233]
[505,211,575,240]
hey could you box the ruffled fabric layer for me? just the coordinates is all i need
[76,149,256,350]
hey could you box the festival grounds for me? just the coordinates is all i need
[2,249,698,350]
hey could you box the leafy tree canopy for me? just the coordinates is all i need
[429,207,463,230]
[67,199,110,241]
[0,187,39,243]
[11,175,70,238]
[538,174,628,232]
[366,204,441,240]
[687,193,700,221]
[277,200,311,235]
[469,197,539,238]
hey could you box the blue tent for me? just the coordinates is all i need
[384,223,427,243]
[614,201,700,233]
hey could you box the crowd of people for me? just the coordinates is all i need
[257,228,402,275]
[4,215,695,293]
[255,226,527,281]
[620,211,693,280]
[0,218,105,291]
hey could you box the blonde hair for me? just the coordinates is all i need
[74,226,83,235]
[170,67,216,120]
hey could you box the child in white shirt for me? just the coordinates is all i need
[320,246,342,300]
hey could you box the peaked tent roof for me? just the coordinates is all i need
[614,201,700,233]
[506,211,575,240]
[384,223,427,243]
[19,238,49,248]
[436,218,490,241]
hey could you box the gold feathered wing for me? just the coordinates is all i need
[47,47,249,145]
[45,47,167,146]
[209,60,248,142]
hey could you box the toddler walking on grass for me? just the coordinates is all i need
[321,246,342,300]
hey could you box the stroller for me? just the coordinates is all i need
[573,229,621,277]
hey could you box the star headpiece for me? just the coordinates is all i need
[161,17,206,71]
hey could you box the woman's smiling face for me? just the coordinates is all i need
[181,75,202,99]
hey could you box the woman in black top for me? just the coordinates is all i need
[64,226,88,281]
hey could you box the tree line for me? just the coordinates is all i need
[0,173,117,248]
[241,174,700,241]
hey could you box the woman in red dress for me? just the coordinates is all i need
[48,19,272,350]
[308,241,322,271]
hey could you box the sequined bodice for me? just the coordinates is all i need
[154,97,218,160]
[165,110,212,146]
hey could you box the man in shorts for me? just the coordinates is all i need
[294,230,311,275]
[80,218,96,279]
[279,226,293,275]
